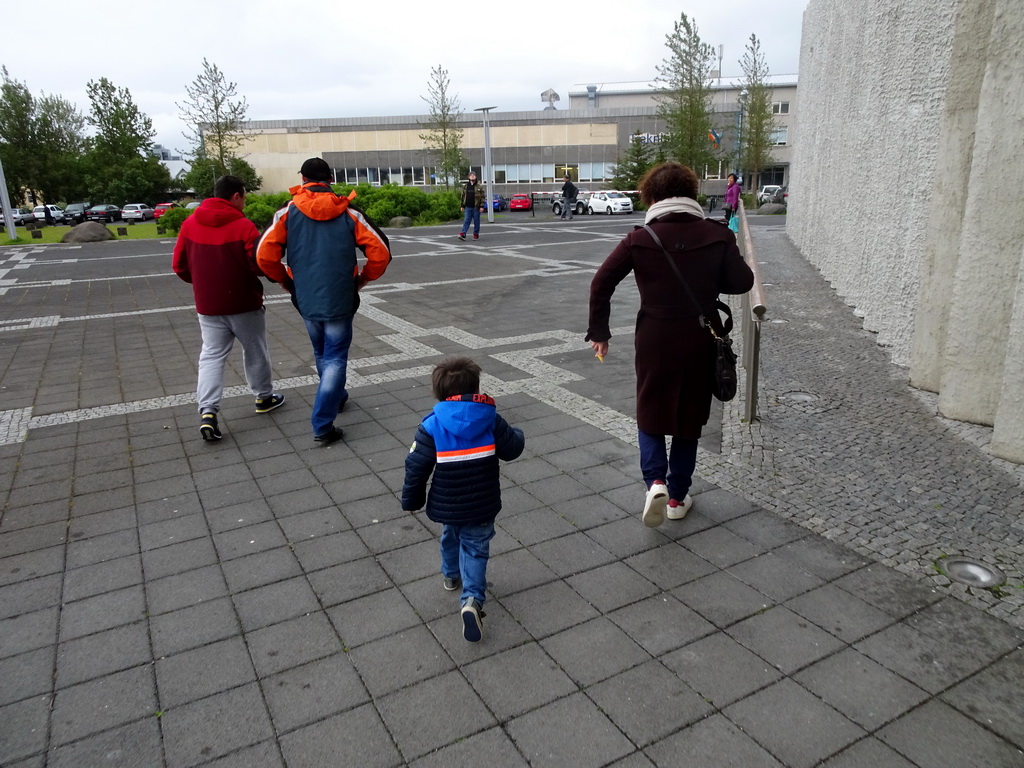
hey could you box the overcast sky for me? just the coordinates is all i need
[3,0,809,154]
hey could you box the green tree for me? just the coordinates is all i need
[738,34,775,193]
[90,154,170,207]
[177,59,257,175]
[610,132,654,191]
[181,151,262,199]
[86,77,154,161]
[418,65,465,190]
[654,13,718,174]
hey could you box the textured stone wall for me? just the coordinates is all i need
[789,0,1024,463]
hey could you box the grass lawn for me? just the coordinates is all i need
[0,220,171,246]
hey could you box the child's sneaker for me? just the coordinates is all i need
[666,494,693,520]
[473,233,479,240]
[199,412,221,441]
[461,598,485,642]
[254,393,285,413]
[458,232,466,241]
[443,575,461,591]
[642,482,668,527]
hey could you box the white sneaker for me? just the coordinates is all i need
[666,494,693,520]
[642,483,669,528]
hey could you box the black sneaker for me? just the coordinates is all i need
[254,393,285,413]
[199,412,222,441]
[313,425,344,444]
[458,232,466,241]
[461,598,485,642]
[443,575,461,592]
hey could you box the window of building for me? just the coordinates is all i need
[772,101,790,115]
[494,168,507,184]
[770,126,789,146]
[556,164,578,181]
[414,167,425,184]
[343,168,358,184]
[531,164,546,183]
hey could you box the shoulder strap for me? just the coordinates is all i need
[642,224,706,329]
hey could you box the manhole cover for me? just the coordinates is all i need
[780,391,817,404]
[939,557,1006,588]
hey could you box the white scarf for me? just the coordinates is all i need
[644,196,706,224]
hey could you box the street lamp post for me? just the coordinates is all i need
[474,106,497,224]
[0,157,19,242]
[736,89,748,188]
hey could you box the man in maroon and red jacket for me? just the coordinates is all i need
[172,175,285,442]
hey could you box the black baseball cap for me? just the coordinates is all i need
[299,158,333,182]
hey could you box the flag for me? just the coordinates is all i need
[708,128,721,149]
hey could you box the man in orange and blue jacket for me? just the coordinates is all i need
[257,158,392,444]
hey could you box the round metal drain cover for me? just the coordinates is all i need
[781,391,817,404]
[939,557,1006,588]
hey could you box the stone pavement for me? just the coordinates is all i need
[0,213,1021,767]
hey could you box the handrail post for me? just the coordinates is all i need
[735,200,767,422]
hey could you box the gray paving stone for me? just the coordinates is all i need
[940,648,1024,750]
[377,670,497,759]
[136,491,202,526]
[66,506,136,542]
[0,646,53,707]
[587,659,713,746]
[609,594,718,657]
[726,605,846,674]
[499,507,578,547]
[1,501,68,532]
[161,683,275,768]
[356,515,433,554]
[724,679,866,768]
[834,565,943,619]
[155,636,257,708]
[426,599,534,665]
[0,607,58,659]
[146,563,228,616]
[140,536,219,580]
[232,575,320,631]
[66,528,139,570]
[326,586,420,648]
[530,532,617,577]
[50,665,156,745]
[680,525,765,568]
[374,538,440,585]
[673,570,774,629]
[906,596,1024,653]
[0,573,61,619]
[262,654,369,734]
[213,520,288,561]
[291,529,372,573]
[56,620,151,689]
[322,473,391,505]
[540,616,650,686]
[275,506,350,541]
[349,624,454,697]
[499,579,600,639]
[784,583,897,643]
[277,703,402,768]
[623,542,717,589]
[876,699,1024,768]
[306,556,394,608]
[506,692,634,768]
[584,517,674,559]
[204,498,275,534]
[149,597,239,657]
[61,554,143,605]
[486,548,559,598]
[463,642,578,720]
[0,546,65,590]
[408,726,530,768]
[0,694,50,765]
[773,537,871,580]
[567,561,660,613]
[221,547,303,594]
[556,493,632,532]
[245,612,342,678]
[47,715,163,768]
[58,584,146,642]
[689,488,758,522]
[793,648,930,730]
[645,713,784,767]
[818,737,917,768]
[661,631,783,708]
[722,510,810,549]
[194,741,283,768]
[726,551,825,602]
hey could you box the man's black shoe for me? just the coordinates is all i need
[254,393,285,413]
[314,426,344,444]
[200,413,222,441]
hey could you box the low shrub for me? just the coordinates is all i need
[159,207,191,234]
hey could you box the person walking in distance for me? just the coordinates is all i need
[560,174,578,220]
[723,173,740,223]
[458,171,486,241]
[172,175,285,442]
[257,158,392,444]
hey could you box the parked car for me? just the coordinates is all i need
[185,201,202,210]
[33,204,66,224]
[0,207,36,226]
[770,186,788,205]
[154,202,181,219]
[86,204,122,223]
[756,185,782,205]
[552,195,588,217]
[509,194,533,211]
[587,191,634,215]
[121,204,154,221]
[491,194,507,212]
[64,202,93,224]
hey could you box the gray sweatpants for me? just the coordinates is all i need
[196,307,273,413]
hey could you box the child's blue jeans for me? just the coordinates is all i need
[440,521,495,607]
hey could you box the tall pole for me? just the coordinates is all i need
[475,106,497,224]
[0,157,18,241]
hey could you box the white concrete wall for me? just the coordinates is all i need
[789,0,1024,464]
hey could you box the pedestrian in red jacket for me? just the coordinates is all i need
[172,175,285,441]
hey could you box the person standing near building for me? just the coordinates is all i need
[172,175,285,442]
[560,175,578,220]
[723,173,740,223]
[257,158,392,444]
[458,172,486,241]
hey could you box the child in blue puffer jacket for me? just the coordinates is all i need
[402,355,525,642]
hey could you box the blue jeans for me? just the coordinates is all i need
[638,430,698,501]
[303,316,353,436]
[440,521,495,607]
[460,207,481,236]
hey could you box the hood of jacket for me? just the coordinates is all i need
[288,182,357,221]
[193,197,247,228]
[426,395,496,444]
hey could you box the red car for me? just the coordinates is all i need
[509,194,533,211]
[154,202,180,219]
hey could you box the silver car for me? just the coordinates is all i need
[0,207,36,226]
[121,204,155,221]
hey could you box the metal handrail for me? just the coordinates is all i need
[735,200,767,422]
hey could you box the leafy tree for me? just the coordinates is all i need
[181,152,262,199]
[86,77,154,161]
[418,65,465,191]
[654,13,718,174]
[610,132,654,191]
[90,155,171,207]
[177,59,257,175]
[738,34,775,193]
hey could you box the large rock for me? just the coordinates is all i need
[388,216,413,228]
[61,222,115,243]
[757,203,787,215]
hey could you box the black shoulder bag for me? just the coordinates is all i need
[642,224,738,402]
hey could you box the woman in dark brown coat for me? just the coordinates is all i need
[587,162,753,527]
